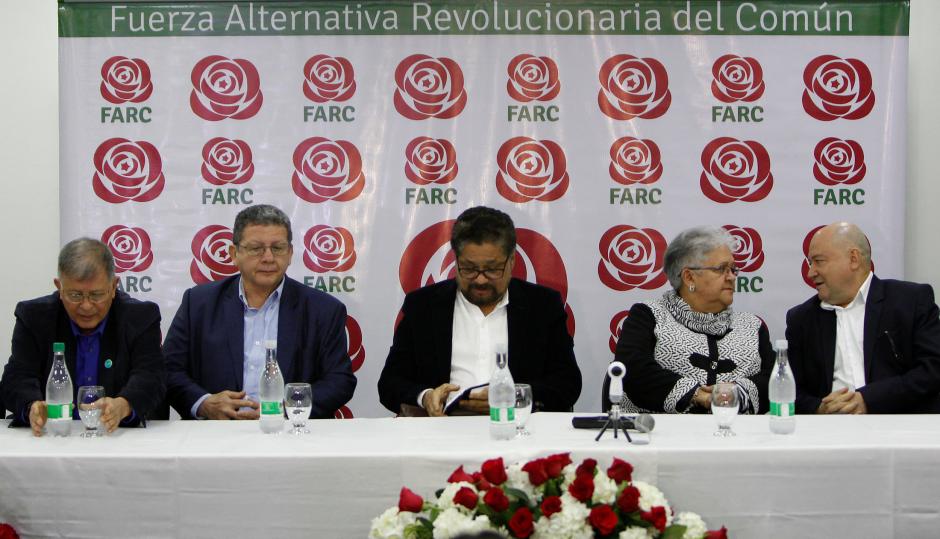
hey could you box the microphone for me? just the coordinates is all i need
[634,413,655,433]
[607,361,626,406]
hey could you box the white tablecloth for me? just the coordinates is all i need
[1,413,939,538]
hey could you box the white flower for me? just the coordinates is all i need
[431,508,498,539]
[618,527,654,539]
[633,481,672,526]
[436,482,478,513]
[592,473,619,505]
[505,462,539,501]
[674,512,707,539]
[369,506,417,539]
[531,493,592,539]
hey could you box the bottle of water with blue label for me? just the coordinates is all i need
[46,342,73,437]
[769,339,796,435]
[259,340,284,434]
[489,349,515,440]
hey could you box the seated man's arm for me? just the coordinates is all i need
[307,301,356,418]
[378,295,431,414]
[114,302,165,427]
[785,307,824,414]
[1,304,47,432]
[524,290,581,412]
[163,289,210,419]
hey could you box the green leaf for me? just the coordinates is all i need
[504,487,532,507]
[661,524,688,539]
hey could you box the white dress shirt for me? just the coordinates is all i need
[821,272,873,392]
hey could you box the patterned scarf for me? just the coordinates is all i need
[661,289,733,336]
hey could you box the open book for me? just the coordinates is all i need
[443,383,488,414]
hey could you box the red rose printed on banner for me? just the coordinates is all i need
[404,137,458,185]
[723,225,765,273]
[101,225,153,273]
[813,137,866,186]
[190,225,238,285]
[333,406,354,419]
[100,56,153,104]
[598,225,668,291]
[507,54,560,102]
[292,137,365,203]
[609,310,630,355]
[802,55,875,121]
[303,54,356,103]
[609,137,663,185]
[711,54,765,103]
[496,137,569,203]
[598,54,671,120]
[394,54,467,119]
[303,225,357,273]
[201,137,254,186]
[346,314,365,372]
[700,137,773,203]
[190,55,263,121]
[92,138,165,203]
[801,225,826,288]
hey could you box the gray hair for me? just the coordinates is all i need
[58,238,115,281]
[664,226,735,290]
[233,204,293,246]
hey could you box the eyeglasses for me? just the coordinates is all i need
[238,243,290,257]
[62,290,111,305]
[688,263,741,277]
[457,259,510,280]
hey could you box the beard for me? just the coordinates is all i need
[461,282,503,307]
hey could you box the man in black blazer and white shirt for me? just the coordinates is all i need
[786,222,940,414]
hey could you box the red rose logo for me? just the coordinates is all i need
[496,137,569,203]
[507,54,560,102]
[598,225,668,291]
[700,137,773,203]
[609,310,630,355]
[404,137,458,185]
[346,314,365,372]
[190,55,263,121]
[303,225,356,273]
[802,55,875,121]
[813,137,866,186]
[303,54,356,102]
[723,225,764,273]
[711,54,765,103]
[201,137,254,186]
[609,137,663,185]
[394,54,467,119]
[598,54,671,120]
[92,138,165,203]
[801,225,826,288]
[333,406,354,419]
[190,225,238,285]
[100,56,153,104]
[101,225,153,273]
[291,137,365,203]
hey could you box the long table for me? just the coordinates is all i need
[2,413,939,538]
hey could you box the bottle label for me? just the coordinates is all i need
[770,401,794,417]
[47,403,73,420]
[261,401,283,416]
[489,407,515,423]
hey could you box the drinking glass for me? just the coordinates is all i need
[77,385,105,438]
[284,383,312,435]
[514,384,533,437]
[711,382,739,437]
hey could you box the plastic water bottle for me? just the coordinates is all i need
[769,339,796,435]
[259,340,284,434]
[46,342,73,437]
[489,350,516,440]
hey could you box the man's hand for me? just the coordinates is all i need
[197,390,260,420]
[692,385,713,410]
[422,383,460,417]
[99,397,131,433]
[29,400,47,437]
[457,387,490,415]
[818,388,867,414]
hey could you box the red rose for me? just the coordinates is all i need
[700,137,773,203]
[507,54,560,102]
[598,54,671,120]
[483,487,510,513]
[404,137,458,185]
[575,458,597,478]
[448,465,474,484]
[496,136,570,203]
[589,505,619,536]
[345,315,365,373]
[617,486,641,514]
[398,487,424,513]
[813,137,866,186]
[711,54,765,103]
[705,526,729,539]
[303,54,356,103]
[545,453,572,478]
[609,136,663,186]
[607,458,633,484]
[201,137,254,186]
[291,136,365,203]
[802,55,875,121]
[540,495,563,518]
[508,507,534,538]
[101,225,153,273]
[568,474,594,503]
[608,310,630,355]
[189,225,237,285]
[597,225,669,292]
[190,55,263,121]
[394,54,467,119]
[303,225,356,273]
[481,457,508,485]
[100,56,152,104]
[723,225,765,273]
[92,138,165,204]
[522,459,549,486]
[641,506,667,532]
[453,486,478,510]
[470,471,493,491]
[0,524,20,539]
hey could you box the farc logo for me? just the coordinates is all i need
[723,225,765,272]
[802,55,875,121]
[813,138,866,185]
[394,54,467,119]
[303,54,356,102]
[346,314,365,373]
[201,138,254,185]
[496,137,569,203]
[609,137,663,185]
[598,225,668,291]
[507,54,560,102]
[291,137,365,203]
[303,225,357,273]
[608,310,631,355]
[190,55,263,121]
[101,225,153,273]
[92,138,165,203]
[711,55,764,103]
[700,137,773,203]
[405,137,458,185]
[100,56,153,104]
[190,225,238,284]
[598,54,671,120]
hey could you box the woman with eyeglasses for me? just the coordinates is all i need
[612,226,774,414]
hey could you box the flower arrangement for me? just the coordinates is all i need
[0,523,20,539]
[370,453,727,539]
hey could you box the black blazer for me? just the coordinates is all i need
[377,278,582,413]
[0,291,165,426]
[785,275,940,413]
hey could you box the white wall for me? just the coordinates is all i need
[1,1,938,401]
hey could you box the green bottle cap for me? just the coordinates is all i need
[53,342,65,353]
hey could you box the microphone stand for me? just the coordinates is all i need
[595,402,633,443]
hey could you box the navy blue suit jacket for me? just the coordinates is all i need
[786,275,940,413]
[164,275,356,419]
